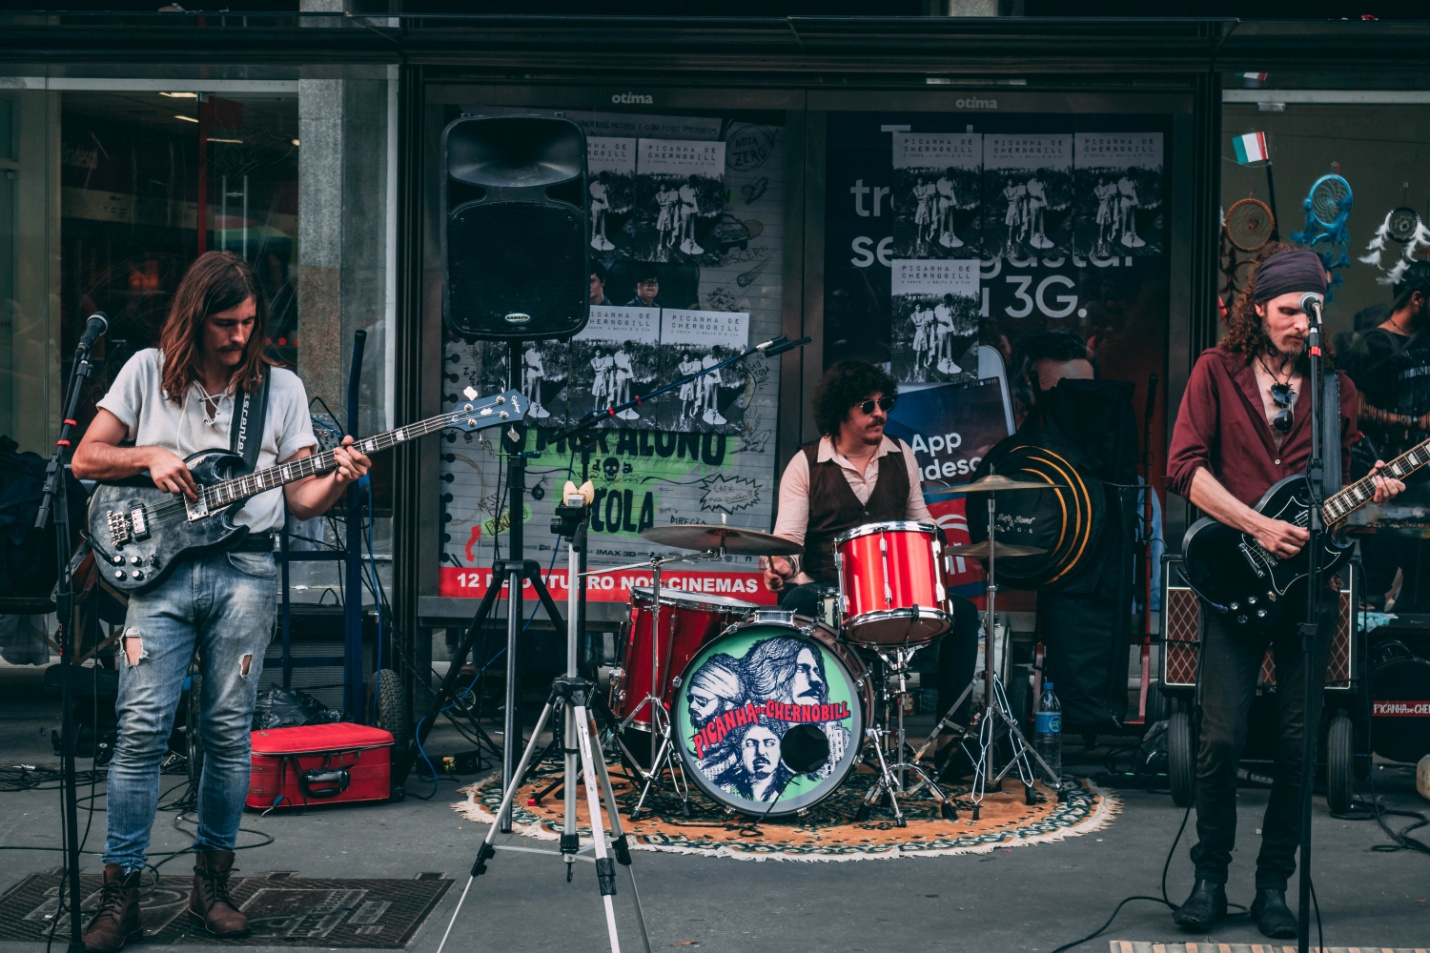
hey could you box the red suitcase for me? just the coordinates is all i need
[247,723,393,810]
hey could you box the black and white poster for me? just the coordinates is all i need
[892,132,983,260]
[587,136,637,259]
[1073,132,1163,258]
[656,309,750,433]
[469,339,571,426]
[634,139,727,265]
[890,259,980,384]
[567,306,662,430]
[983,134,1073,260]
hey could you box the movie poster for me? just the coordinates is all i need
[566,306,662,430]
[656,309,750,434]
[892,132,983,260]
[587,136,637,259]
[1073,132,1164,258]
[982,134,1074,260]
[634,139,727,265]
[890,259,980,385]
[468,339,572,426]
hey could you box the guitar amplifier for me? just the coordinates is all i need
[1162,555,1355,691]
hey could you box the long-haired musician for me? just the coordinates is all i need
[1164,245,1402,937]
[71,251,370,949]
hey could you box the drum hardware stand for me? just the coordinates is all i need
[435,498,652,953]
[856,645,958,824]
[970,478,1062,810]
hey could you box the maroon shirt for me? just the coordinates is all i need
[1166,346,1361,507]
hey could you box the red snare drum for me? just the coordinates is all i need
[608,587,759,730]
[834,520,952,646]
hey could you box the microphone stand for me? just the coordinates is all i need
[35,331,104,953]
[1295,298,1328,953]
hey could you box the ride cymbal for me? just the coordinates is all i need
[640,524,803,556]
[933,473,1066,496]
[946,539,1048,559]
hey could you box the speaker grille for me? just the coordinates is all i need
[1161,557,1354,690]
[446,201,589,340]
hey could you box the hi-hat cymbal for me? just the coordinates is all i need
[640,524,803,556]
[946,539,1048,559]
[930,473,1066,497]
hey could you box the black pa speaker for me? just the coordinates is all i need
[442,115,590,341]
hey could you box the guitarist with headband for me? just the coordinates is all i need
[71,251,371,949]
[1165,245,1403,938]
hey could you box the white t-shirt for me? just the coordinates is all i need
[97,348,318,533]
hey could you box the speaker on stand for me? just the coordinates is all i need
[401,117,591,827]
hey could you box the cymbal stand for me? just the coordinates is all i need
[968,487,1060,814]
[855,645,958,825]
[615,548,716,821]
[435,501,651,953]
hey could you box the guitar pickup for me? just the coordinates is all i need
[1237,540,1268,577]
[107,507,151,546]
[185,495,210,522]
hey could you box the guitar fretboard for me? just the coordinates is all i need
[1322,437,1430,525]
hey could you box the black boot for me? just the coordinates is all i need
[1172,879,1227,932]
[1250,888,1298,939]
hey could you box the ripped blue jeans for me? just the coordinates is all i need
[103,550,276,873]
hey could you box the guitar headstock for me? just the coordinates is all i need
[450,388,527,433]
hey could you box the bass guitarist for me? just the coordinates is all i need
[1164,245,1402,938]
[71,251,370,950]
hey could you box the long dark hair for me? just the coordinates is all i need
[1223,242,1333,368]
[158,251,272,402]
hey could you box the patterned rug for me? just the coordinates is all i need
[454,763,1120,861]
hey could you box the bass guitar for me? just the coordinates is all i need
[1181,434,1430,628]
[87,388,525,594]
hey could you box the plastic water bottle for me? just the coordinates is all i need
[1034,681,1063,787]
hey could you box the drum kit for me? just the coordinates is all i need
[601,469,1065,824]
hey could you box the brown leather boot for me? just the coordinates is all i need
[81,863,142,952]
[188,850,249,938]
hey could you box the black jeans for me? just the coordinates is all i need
[777,583,979,720]
[1190,600,1334,890]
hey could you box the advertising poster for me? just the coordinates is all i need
[890,259,980,385]
[634,139,727,265]
[1073,132,1164,258]
[892,131,983,260]
[587,136,637,259]
[983,133,1073,261]
[469,339,571,427]
[440,110,788,602]
[567,305,662,430]
[655,309,751,433]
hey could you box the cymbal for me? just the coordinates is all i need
[640,524,803,556]
[930,473,1066,497]
[946,539,1048,559]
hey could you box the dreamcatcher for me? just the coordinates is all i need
[1289,170,1354,290]
[1359,183,1430,285]
[1219,197,1275,300]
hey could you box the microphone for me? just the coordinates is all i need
[77,312,109,352]
[765,335,813,357]
[1299,292,1324,320]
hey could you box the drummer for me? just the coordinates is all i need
[762,360,980,759]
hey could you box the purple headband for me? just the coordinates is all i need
[1252,249,1327,303]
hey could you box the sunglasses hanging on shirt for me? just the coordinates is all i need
[1270,382,1294,434]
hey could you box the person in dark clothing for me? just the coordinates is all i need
[1164,245,1403,938]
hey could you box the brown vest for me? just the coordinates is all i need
[801,440,911,585]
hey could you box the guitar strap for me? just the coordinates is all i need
[1316,370,1343,499]
[229,371,271,476]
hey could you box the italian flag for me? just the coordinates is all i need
[1233,131,1269,164]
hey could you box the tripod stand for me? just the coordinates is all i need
[435,500,651,953]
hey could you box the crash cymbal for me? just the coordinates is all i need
[930,473,1066,497]
[640,524,803,556]
[946,539,1048,559]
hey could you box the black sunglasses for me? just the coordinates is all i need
[856,396,896,415]
[1270,382,1294,434]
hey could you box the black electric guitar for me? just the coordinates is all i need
[1182,434,1430,629]
[87,388,525,594]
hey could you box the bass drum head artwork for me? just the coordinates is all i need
[672,623,866,817]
